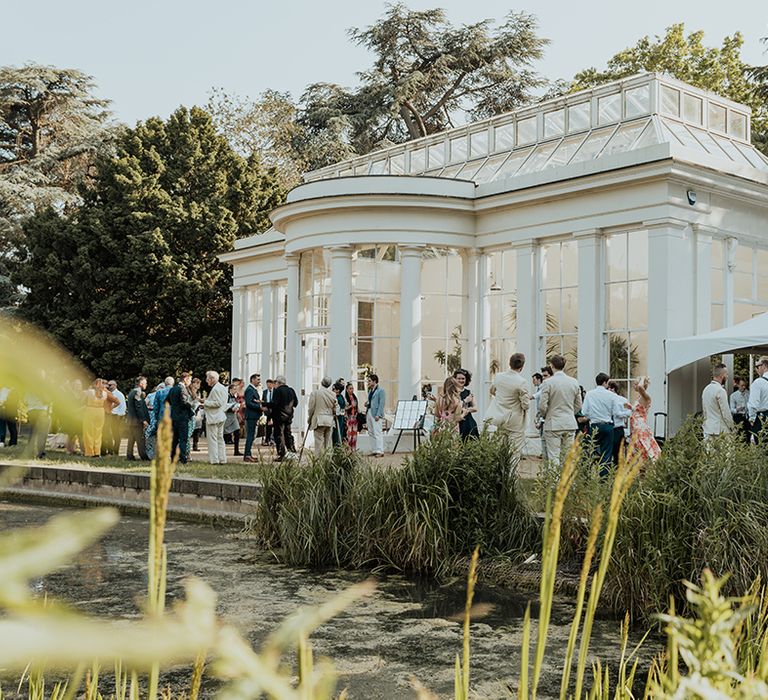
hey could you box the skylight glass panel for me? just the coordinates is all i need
[624,85,650,118]
[631,121,660,150]
[687,127,728,158]
[567,102,591,133]
[544,109,565,138]
[729,112,747,140]
[712,134,753,165]
[424,168,443,177]
[517,141,559,175]
[470,129,489,157]
[473,152,510,183]
[598,93,621,124]
[570,126,616,163]
[390,153,405,174]
[601,120,648,156]
[660,85,680,117]
[339,167,354,176]
[683,94,703,125]
[410,148,426,172]
[659,121,684,147]
[735,142,768,169]
[545,133,587,168]
[457,158,487,180]
[664,119,708,152]
[428,142,445,168]
[494,146,534,179]
[709,103,727,133]
[494,123,515,151]
[370,159,387,174]
[517,117,537,145]
[439,163,464,178]
[450,136,468,163]
[354,163,369,175]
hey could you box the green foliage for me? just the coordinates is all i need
[0,64,112,308]
[302,4,548,154]
[571,24,768,153]
[606,417,768,622]
[14,106,282,380]
[254,431,539,574]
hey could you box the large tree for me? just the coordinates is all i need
[302,4,548,154]
[15,106,282,381]
[0,64,111,308]
[571,24,768,153]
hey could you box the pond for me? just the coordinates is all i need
[0,501,649,699]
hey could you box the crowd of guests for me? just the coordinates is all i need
[701,356,768,442]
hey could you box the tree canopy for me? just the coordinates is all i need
[0,64,111,307]
[15,106,282,380]
[571,24,768,152]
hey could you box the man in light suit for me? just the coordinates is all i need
[538,355,582,468]
[702,363,734,439]
[307,376,338,454]
[203,370,230,464]
[366,373,386,457]
[490,352,530,454]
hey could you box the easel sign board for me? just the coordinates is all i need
[392,400,428,431]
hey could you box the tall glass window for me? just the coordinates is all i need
[734,241,768,323]
[273,284,288,378]
[540,241,578,377]
[245,286,263,380]
[299,250,330,328]
[352,245,401,411]
[711,239,725,330]
[604,231,649,396]
[421,248,465,389]
[486,249,518,392]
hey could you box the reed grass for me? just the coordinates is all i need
[254,430,540,575]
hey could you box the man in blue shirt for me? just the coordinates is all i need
[582,372,632,475]
[366,374,386,457]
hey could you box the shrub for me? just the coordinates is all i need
[252,430,540,575]
[606,416,768,621]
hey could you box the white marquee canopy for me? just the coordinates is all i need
[665,313,768,374]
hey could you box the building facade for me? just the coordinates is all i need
[222,73,768,436]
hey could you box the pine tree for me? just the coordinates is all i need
[16,106,282,381]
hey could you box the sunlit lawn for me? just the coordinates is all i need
[0,441,270,482]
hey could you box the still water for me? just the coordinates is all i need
[0,501,642,699]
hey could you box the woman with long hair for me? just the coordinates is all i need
[344,382,359,450]
[434,376,466,433]
[453,368,479,440]
[83,378,117,457]
[628,376,661,462]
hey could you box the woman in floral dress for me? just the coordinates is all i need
[344,382,359,450]
[628,376,661,462]
[433,376,466,434]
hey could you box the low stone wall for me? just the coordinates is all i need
[0,464,261,525]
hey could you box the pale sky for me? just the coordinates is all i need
[4,0,767,125]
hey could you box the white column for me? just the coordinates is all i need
[328,246,354,382]
[692,225,714,335]
[398,245,423,400]
[722,236,738,380]
[285,254,300,391]
[260,281,273,383]
[645,218,694,431]
[477,252,491,417]
[231,286,245,380]
[576,229,602,387]
[463,247,481,378]
[515,241,538,378]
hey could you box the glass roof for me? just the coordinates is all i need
[303,73,768,185]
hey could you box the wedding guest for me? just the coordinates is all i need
[262,379,275,446]
[270,375,298,461]
[453,368,479,440]
[126,376,149,461]
[307,376,337,454]
[243,374,262,463]
[103,380,126,455]
[26,389,51,459]
[0,386,19,447]
[366,374,386,457]
[729,376,751,444]
[167,372,194,464]
[538,356,582,468]
[489,353,530,452]
[331,382,346,446]
[627,377,661,462]
[224,378,244,456]
[83,379,118,458]
[203,370,230,465]
[702,363,734,439]
[65,379,85,455]
[344,382,359,450]
[434,376,465,433]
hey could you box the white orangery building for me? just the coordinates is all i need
[222,73,768,441]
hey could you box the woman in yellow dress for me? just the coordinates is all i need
[82,379,117,457]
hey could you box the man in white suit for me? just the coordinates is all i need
[490,352,531,453]
[203,370,230,464]
[538,355,582,468]
[702,363,734,439]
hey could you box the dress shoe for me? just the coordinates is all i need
[243,456,256,463]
